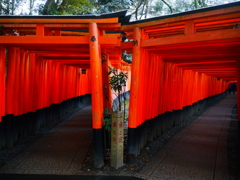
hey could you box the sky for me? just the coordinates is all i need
[15,0,239,15]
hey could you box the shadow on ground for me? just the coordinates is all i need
[0,174,144,180]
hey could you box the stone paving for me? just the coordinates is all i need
[0,94,237,180]
[138,94,236,180]
[0,106,93,175]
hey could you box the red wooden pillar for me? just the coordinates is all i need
[29,53,36,112]
[0,46,6,122]
[53,62,60,104]
[34,56,41,110]
[18,50,26,115]
[89,22,104,168]
[236,59,240,144]
[0,46,6,150]
[6,47,17,115]
[137,49,146,126]
[129,27,141,128]
[5,47,18,148]
[13,48,20,116]
[127,27,141,163]
[102,50,112,111]
[24,51,31,114]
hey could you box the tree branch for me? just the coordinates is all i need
[162,0,173,13]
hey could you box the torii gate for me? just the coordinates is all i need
[120,2,240,162]
[0,1,240,168]
[0,11,131,167]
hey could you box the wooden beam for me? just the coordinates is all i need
[36,24,44,36]
[185,20,195,34]
[121,5,240,31]
[141,28,240,47]
[0,17,119,24]
[0,36,118,45]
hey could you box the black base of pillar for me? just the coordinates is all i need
[0,121,3,150]
[238,121,240,148]
[3,114,14,149]
[127,128,137,164]
[93,128,104,168]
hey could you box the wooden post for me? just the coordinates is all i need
[89,22,104,168]
[102,49,112,111]
[0,46,6,123]
[6,47,17,115]
[111,111,124,169]
[0,46,5,150]
[5,47,17,148]
[236,59,240,146]
[185,20,195,34]
[127,27,141,163]
[36,24,44,36]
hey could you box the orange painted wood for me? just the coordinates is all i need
[54,30,61,36]
[137,49,147,125]
[0,17,119,24]
[0,46,6,122]
[128,27,141,128]
[18,50,26,115]
[121,5,240,31]
[29,53,36,112]
[36,24,44,36]
[14,50,20,115]
[5,47,17,115]
[236,59,240,122]
[141,28,240,47]
[185,20,195,34]
[0,36,118,45]
[1,23,120,29]
[102,50,112,111]
[89,22,103,129]
[24,51,31,114]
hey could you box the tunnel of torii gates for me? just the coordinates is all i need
[0,1,240,168]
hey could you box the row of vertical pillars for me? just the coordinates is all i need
[0,94,91,150]
[127,27,231,163]
[127,92,227,163]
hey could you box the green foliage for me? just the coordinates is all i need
[93,0,132,14]
[39,0,57,15]
[39,0,92,15]
[103,108,111,131]
[108,67,128,94]
[108,66,128,111]
[0,0,23,15]
[58,0,92,15]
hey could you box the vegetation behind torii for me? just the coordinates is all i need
[0,0,239,20]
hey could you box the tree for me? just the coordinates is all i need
[130,0,238,20]
[39,0,58,15]
[29,0,36,15]
[58,0,92,15]
[130,0,173,20]
[39,0,92,15]
[93,0,132,14]
[0,0,23,15]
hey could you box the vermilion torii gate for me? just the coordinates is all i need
[0,2,240,168]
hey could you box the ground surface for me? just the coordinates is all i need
[0,95,239,180]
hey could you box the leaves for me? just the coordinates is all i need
[39,0,92,15]
[109,67,128,94]
[108,66,128,111]
[103,108,111,131]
